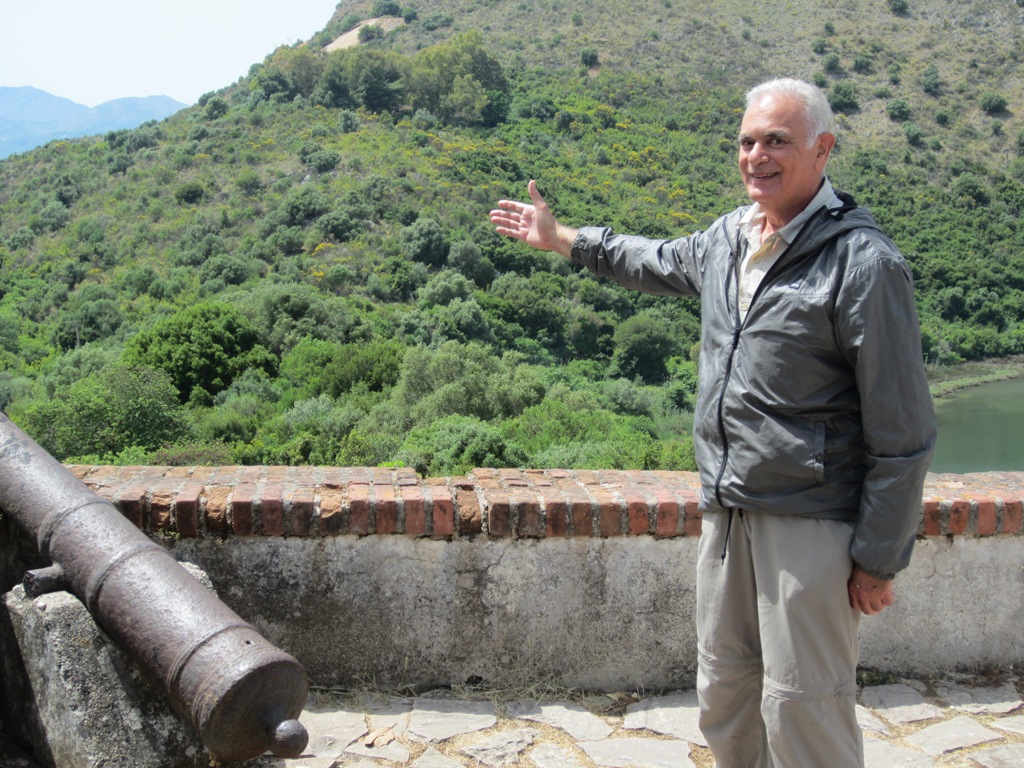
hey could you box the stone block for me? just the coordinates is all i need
[2,584,207,768]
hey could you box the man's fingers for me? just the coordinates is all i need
[527,179,546,208]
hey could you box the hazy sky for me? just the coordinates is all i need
[0,0,340,107]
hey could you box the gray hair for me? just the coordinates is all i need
[745,78,834,146]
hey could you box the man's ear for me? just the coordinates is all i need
[817,132,836,161]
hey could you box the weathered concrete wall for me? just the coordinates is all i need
[165,535,700,692]
[3,466,1024,695]
[161,531,1024,692]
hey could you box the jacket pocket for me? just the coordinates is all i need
[812,421,827,482]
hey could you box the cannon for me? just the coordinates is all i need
[0,412,309,762]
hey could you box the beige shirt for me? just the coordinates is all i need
[737,179,842,319]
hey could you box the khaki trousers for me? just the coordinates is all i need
[696,508,863,768]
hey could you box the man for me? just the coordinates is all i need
[490,78,936,767]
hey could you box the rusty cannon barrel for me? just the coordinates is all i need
[0,412,309,762]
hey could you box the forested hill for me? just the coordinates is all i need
[1,0,1022,474]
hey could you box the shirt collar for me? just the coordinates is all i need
[739,177,842,245]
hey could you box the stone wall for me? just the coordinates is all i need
[4,466,1023,692]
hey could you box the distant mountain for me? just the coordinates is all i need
[0,86,186,158]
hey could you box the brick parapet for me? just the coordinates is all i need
[65,466,1024,540]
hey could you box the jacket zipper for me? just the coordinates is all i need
[712,230,745,508]
[710,212,821,507]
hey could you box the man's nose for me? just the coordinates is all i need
[748,142,770,163]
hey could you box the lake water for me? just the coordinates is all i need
[929,377,1024,474]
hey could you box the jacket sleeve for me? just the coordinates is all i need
[569,226,708,298]
[835,241,936,580]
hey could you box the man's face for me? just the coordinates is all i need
[738,92,835,225]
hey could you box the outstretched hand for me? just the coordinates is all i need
[848,565,895,616]
[490,180,577,257]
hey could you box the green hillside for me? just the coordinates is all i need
[1,0,1022,473]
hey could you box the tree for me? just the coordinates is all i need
[400,218,447,265]
[610,311,681,384]
[398,415,525,475]
[19,365,186,460]
[406,31,509,126]
[372,0,401,15]
[123,302,276,404]
[350,50,403,112]
[53,285,124,350]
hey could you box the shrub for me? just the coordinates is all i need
[979,92,1007,115]
[174,182,205,205]
[921,65,940,95]
[203,97,229,120]
[358,24,384,42]
[829,82,858,112]
[886,98,911,122]
[338,110,360,133]
[903,121,923,146]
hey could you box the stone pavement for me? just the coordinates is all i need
[244,675,1024,768]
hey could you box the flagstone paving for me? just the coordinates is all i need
[234,674,1024,768]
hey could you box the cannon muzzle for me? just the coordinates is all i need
[0,413,309,762]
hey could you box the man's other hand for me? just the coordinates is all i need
[848,565,895,616]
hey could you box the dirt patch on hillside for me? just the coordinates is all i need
[324,16,407,52]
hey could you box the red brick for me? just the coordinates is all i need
[238,466,263,484]
[545,499,569,537]
[598,499,618,536]
[205,487,230,533]
[174,485,202,538]
[453,488,479,535]
[1002,498,1022,534]
[623,490,649,536]
[921,499,942,537]
[318,488,345,535]
[349,485,371,535]
[150,486,175,532]
[974,498,997,536]
[402,487,426,536]
[114,484,148,528]
[684,500,703,538]
[517,497,544,538]
[432,487,455,537]
[571,500,594,536]
[259,484,284,536]
[595,491,621,537]
[655,500,679,538]
[948,500,969,535]
[287,489,314,537]
[231,484,256,536]
[488,496,513,537]
[375,485,399,534]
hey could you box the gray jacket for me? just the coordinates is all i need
[571,194,936,579]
